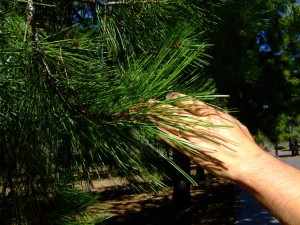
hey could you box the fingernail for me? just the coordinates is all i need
[166,92,185,100]
[147,99,160,107]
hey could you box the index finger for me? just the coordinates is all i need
[166,93,255,140]
[166,92,219,117]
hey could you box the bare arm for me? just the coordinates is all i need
[149,92,300,225]
[237,150,300,225]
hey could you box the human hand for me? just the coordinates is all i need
[149,93,300,224]
[148,92,265,182]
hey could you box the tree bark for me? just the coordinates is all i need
[171,150,191,209]
[196,165,205,182]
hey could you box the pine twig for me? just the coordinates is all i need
[26,0,146,124]
[80,0,169,6]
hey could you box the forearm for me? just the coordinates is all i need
[235,148,300,225]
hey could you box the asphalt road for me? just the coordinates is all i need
[235,150,300,225]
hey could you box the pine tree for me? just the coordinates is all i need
[204,0,299,139]
[271,1,300,152]
[0,0,223,224]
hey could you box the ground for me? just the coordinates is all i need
[84,176,236,225]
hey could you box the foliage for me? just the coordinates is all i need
[0,0,221,224]
[276,113,300,142]
[254,130,271,149]
[205,0,300,144]
[2,0,299,223]
[261,1,300,143]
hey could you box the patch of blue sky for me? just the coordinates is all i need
[278,5,291,16]
[259,44,272,52]
[257,30,272,52]
[278,1,300,16]
[291,52,300,60]
[257,1,300,54]
[256,30,268,44]
[274,51,282,56]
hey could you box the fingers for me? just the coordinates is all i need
[155,118,218,145]
[147,99,197,127]
[148,104,213,140]
[148,93,213,120]
[158,127,218,157]
[166,92,217,117]
[158,127,227,176]
[166,93,246,131]
[147,96,237,147]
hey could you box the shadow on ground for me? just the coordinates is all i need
[235,187,280,224]
[96,178,236,225]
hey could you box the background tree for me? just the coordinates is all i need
[254,0,300,147]
[273,1,300,151]
[205,0,300,148]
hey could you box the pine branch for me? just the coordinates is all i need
[80,0,169,6]
[26,0,125,124]
[27,1,74,112]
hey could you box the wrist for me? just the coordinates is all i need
[232,146,300,224]
[231,144,272,186]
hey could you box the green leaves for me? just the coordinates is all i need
[0,1,221,224]
[104,26,210,113]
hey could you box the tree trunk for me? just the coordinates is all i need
[289,136,299,156]
[171,150,191,209]
[196,165,205,182]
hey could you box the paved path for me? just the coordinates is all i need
[235,150,300,224]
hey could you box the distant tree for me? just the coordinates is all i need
[276,114,300,155]
[205,0,300,146]
[259,1,300,146]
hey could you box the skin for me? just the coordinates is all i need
[149,92,300,225]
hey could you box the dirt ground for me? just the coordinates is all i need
[85,176,237,225]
